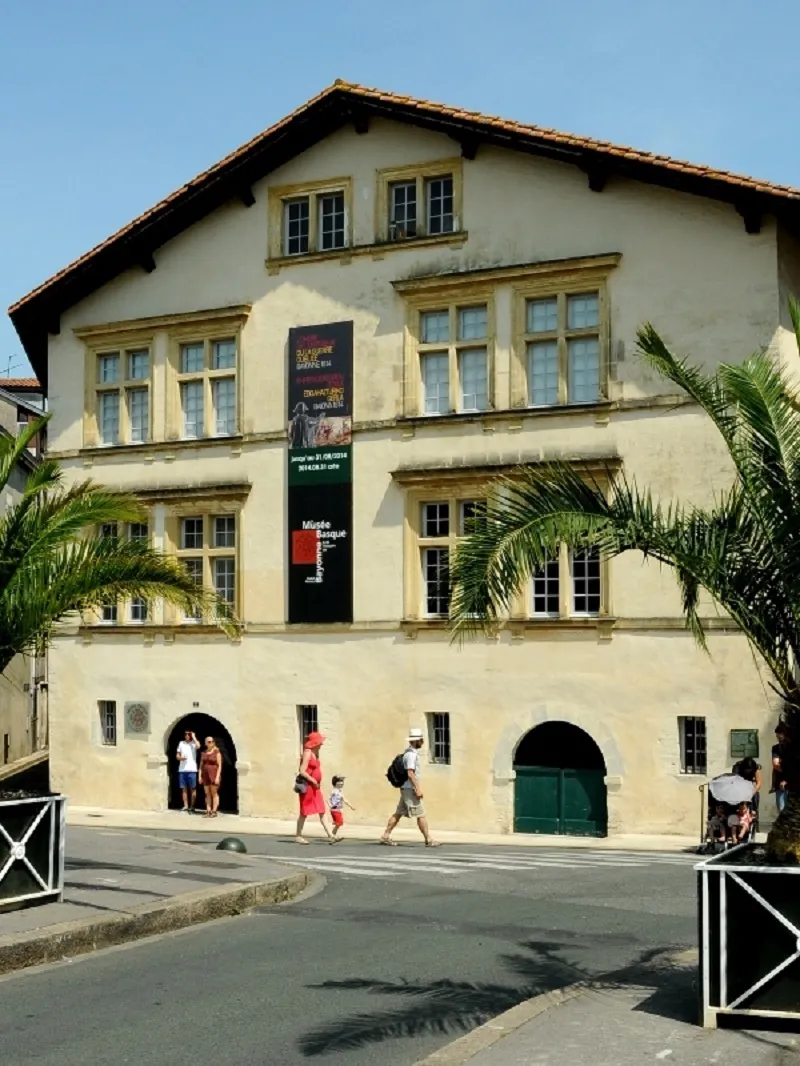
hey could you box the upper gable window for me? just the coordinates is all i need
[378,160,462,245]
[269,179,352,261]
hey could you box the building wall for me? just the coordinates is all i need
[44,118,790,833]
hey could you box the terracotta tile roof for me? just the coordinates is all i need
[9,80,800,328]
[0,378,41,389]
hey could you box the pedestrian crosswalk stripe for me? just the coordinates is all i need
[271,848,695,880]
[277,858,401,877]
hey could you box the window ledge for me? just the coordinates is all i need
[401,617,616,639]
[79,624,237,640]
[79,435,244,459]
[398,401,614,429]
[265,231,468,274]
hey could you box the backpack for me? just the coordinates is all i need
[386,753,408,788]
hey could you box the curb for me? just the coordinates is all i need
[411,984,587,1065]
[0,872,310,977]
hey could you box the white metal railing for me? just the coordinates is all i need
[0,794,65,909]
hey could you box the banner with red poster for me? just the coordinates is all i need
[287,321,353,624]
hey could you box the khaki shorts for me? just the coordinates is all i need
[396,790,425,819]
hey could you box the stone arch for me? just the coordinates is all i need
[164,713,239,814]
[493,703,624,784]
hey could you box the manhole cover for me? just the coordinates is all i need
[179,860,242,869]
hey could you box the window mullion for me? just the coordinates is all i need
[309,194,319,252]
[559,541,570,618]
[557,293,568,405]
[449,307,458,412]
[417,177,425,236]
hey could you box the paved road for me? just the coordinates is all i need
[1,837,699,1066]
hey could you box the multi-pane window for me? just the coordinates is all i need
[426,175,454,235]
[383,167,459,242]
[417,303,490,415]
[389,180,417,240]
[297,704,319,746]
[318,193,346,251]
[572,547,601,615]
[284,198,310,255]
[282,189,348,255]
[417,497,485,618]
[96,522,152,625]
[175,513,237,621]
[529,545,603,619]
[679,716,707,775]
[95,348,151,445]
[99,701,117,746]
[532,554,560,616]
[523,290,603,406]
[99,523,118,623]
[177,337,238,438]
[427,712,451,765]
[129,523,149,623]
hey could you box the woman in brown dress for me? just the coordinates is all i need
[200,736,222,817]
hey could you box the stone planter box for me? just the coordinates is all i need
[0,793,66,912]
[697,842,800,1027]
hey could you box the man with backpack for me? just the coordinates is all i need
[381,727,440,847]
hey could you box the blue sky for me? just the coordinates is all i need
[1,0,798,377]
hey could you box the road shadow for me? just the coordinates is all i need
[297,939,697,1056]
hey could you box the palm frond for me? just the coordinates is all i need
[450,306,800,710]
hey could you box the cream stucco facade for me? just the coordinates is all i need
[21,95,800,836]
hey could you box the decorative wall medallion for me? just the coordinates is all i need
[125,702,151,736]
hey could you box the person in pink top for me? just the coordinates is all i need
[295,731,335,845]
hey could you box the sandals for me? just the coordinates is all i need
[425,841,442,848]
[295,836,309,845]
[379,837,398,846]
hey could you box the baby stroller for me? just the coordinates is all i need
[697,774,757,854]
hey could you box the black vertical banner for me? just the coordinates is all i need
[287,321,353,624]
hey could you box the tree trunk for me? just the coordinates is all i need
[766,791,800,863]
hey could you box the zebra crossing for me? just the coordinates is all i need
[273,846,696,880]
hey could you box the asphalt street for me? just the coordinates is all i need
[0,837,699,1066]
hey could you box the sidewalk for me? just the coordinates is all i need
[416,980,800,1066]
[68,806,701,853]
[0,826,310,975]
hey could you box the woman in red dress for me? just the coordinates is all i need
[199,736,222,818]
[296,731,334,845]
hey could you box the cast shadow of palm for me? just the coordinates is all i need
[298,939,696,1056]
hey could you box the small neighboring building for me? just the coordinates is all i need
[0,384,48,781]
[7,82,800,835]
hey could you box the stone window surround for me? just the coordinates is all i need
[374,157,464,245]
[267,176,354,263]
[395,253,620,420]
[76,306,251,452]
[79,482,250,634]
[395,458,614,629]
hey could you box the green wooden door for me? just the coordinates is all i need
[561,769,607,837]
[514,766,607,837]
[513,767,560,834]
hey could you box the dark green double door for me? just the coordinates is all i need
[514,765,608,837]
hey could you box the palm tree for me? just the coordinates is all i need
[0,418,234,674]
[450,299,800,862]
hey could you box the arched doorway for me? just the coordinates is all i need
[513,721,607,837]
[165,714,239,814]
